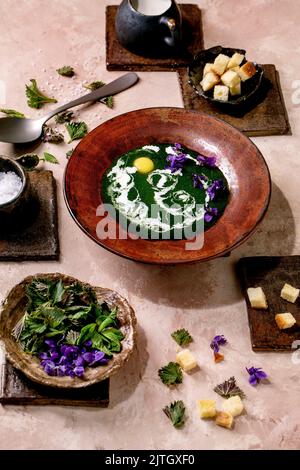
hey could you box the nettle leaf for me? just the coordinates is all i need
[26,79,57,109]
[66,121,87,143]
[83,81,114,109]
[57,66,75,77]
[55,111,74,124]
[51,280,65,304]
[0,108,25,118]
[163,401,186,428]
[66,330,80,345]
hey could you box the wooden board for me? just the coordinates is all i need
[238,256,300,351]
[0,361,109,407]
[0,170,59,261]
[106,4,203,71]
[178,65,291,137]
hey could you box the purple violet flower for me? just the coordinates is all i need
[207,180,225,201]
[210,335,227,353]
[39,337,110,378]
[192,173,208,189]
[204,206,218,223]
[165,153,187,173]
[246,367,268,386]
[197,155,217,168]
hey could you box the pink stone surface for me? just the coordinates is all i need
[0,0,300,450]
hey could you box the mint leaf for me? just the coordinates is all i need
[158,362,183,386]
[26,79,57,109]
[66,121,88,143]
[171,328,193,347]
[163,401,186,428]
[0,108,25,118]
[43,152,59,164]
[57,66,75,77]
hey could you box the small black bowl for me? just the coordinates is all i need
[188,45,264,108]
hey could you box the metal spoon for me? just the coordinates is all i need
[0,72,139,144]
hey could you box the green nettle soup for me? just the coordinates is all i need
[102,143,230,239]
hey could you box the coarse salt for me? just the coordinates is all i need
[0,171,23,205]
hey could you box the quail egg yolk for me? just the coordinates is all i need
[133,157,154,174]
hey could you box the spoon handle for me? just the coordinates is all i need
[42,73,139,123]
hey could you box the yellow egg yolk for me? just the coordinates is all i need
[133,157,154,174]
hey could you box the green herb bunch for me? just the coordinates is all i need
[14,279,124,357]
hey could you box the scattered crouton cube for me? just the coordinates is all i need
[176,349,197,372]
[213,85,229,102]
[275,312,297,330]
[212,54,230,75]
[238,61,257,81]
[247,287,268,309]
[222,396,244,417]
[230,66,241,74]
[203,63,214,77]
[215,411,234,429]
[198,400,217,419]
[221,70,241,88]
[227,52,245,69]
[200,71,220,92]
[280,283,299,303]
[230,82,242,96]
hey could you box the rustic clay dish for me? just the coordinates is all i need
[64,107,271,265]
[188,46,264,107]
[0,273,137,389]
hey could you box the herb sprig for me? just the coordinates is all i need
[14,279,124,357]
[66,121,88,143]
[171,328,193,347]
[84,81,113,109]
[26,79,57,109]
[163,401,186,428]
[0,108,25,118]
[57,66,75,77]
[158,362,183,386]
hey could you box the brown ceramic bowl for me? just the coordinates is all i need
[0,273,137,389]
[64,107,271,265]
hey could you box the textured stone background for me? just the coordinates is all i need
[0,0,299,450]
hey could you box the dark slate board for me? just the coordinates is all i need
[106,4,203,71]
[178,65,291,137]
[0,170,59,261]
[0,361,109,407]
[238,256,300,351]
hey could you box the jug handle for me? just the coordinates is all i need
[160,17,180,48]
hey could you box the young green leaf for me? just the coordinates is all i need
[55,111,74,124]
[83,81,114,109]
[43,152,59,164]
[66,121,88,143]
[51,280,65,304]
[163,401,186,428]
[26,79,57,109]
[0,108,25,118]
[171,328,193,347]
[57,66,75,77]
[158,362,183,386]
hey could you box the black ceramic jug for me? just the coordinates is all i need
[115,0,182,56]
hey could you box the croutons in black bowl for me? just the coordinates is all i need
[188,46,264,107]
